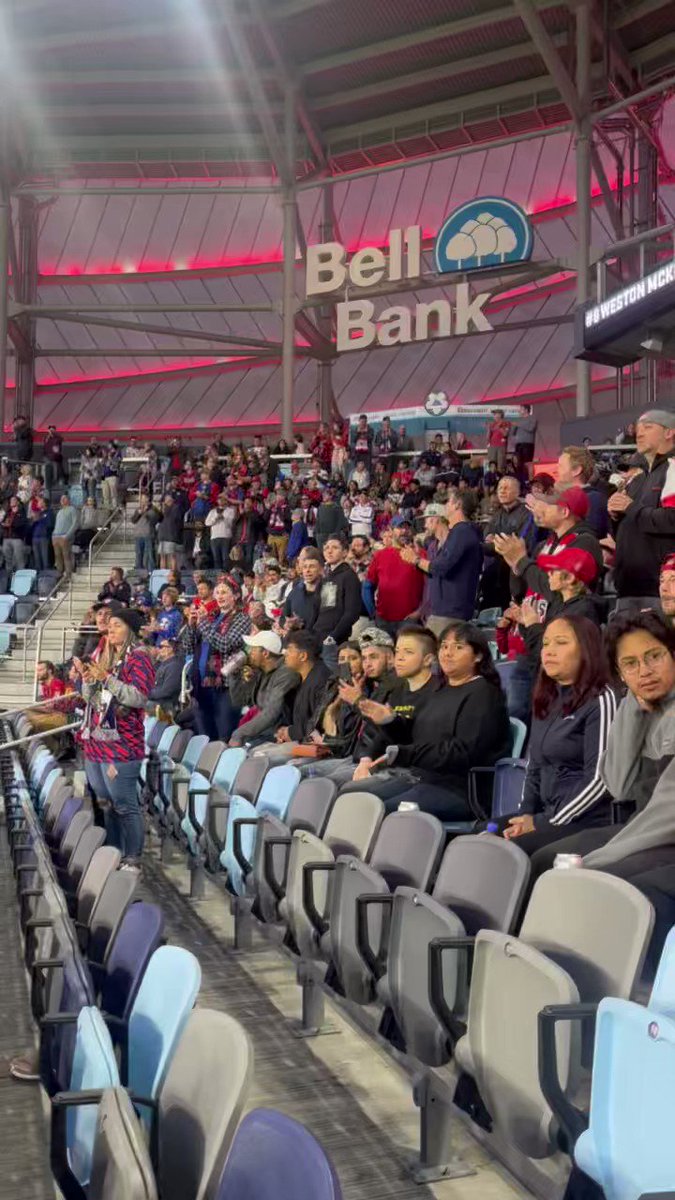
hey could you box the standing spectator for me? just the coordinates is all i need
[609,408,675,611]
[314,535,363,669]
[310,421,333,472]
[267,494,291,564]
[349,460,370,491]
[315,486,348,551]
[557,444,609,538]
[232,496,261,570]
[287,508,309,563]
[374,416,398,468]
[205,493,236,570]
[80,444,102,501]
[486,408,511,473]
[30,495,55,572]
[73,607,155,867]
[350,414,373,467]
[16,464,36,506]
[348,534,372,583]
[330,419,349,478]
[52,494,79,580]
[481,476,536,609]
[349,491,374,539]
[74,496,105,555]
[397,424,415,454]
[402,490,483,635]
[1,496,29,573]
[149,586,183,644]
[513,405,538,476]
[281,547,323,631]
[101,441,121,509]
[43,425,65,491]
[98,566,131,607]
[131,495,158,574]
[156,495,184,571]
[181,576,251,741]
[365,525,425,636]
[12,414,33,463]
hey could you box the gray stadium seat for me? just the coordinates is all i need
[89,1088,158,1200]
[205,754,270,864]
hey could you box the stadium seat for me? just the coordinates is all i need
[222,764,300,894]
[476,607,502,628]
[98,902,165,1026]
[0,596,15,624]
[149,569,170,598]
[11,568,37,596]
[83,865,140,969]
[56,1006,120,1190]
[88,1087,158,1200]
[125,946,201,1112]
[466,719,528,820]
[205,754,270,865]
[216,1108,342,1200]
[37,569,61,597]
[68,484,85,506]
[509,717,527,757]
[251,777,337,925]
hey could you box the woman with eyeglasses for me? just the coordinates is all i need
[528,610,675,880]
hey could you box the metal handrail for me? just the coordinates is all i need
[59,623,97,664]
[0,721,83,752]
[87,505,126,587]
[0,691,80,720]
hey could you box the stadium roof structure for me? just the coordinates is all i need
[3,0,675,181]
[1,0,675,439]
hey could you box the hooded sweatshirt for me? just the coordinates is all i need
[584,688,675,868]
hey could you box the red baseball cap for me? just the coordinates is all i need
[661,553,675,575]
[537,546,598,585]
[550,485,589,521]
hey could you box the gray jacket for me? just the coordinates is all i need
[585,689,675,868]
[229,661,300,744]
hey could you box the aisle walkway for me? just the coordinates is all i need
[0,816,54,1200]
[147,850,524,1200]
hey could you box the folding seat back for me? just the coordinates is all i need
[215,1108,342,1200]
[650,927,675,1018]
[157,1009,253,1200]
[490,758,527,819]
[156,724,180,757]
[55,808,92,868]
[520,870,654,1004]
[509,717,527,757]
[67,1007,120,1188]
[211,746,245,792]
[42,780,73,834]
[171,735,210,819]
[14,595,39,623]
[77,848,122,926]
[221,795,257,896]
[286,777,336,836]
[44,950,96,1095]
[100,902,165,1022]
[87,867,140,966]
[11,568,37,596]
[89,1087,158,1200]
[207,756,270,851]
[65,826,106,895]
[0,597,14,623]
[128,946,202,1116]
[37,569,61,598]
[454,930,580,1159]
[181,745,244,851]
[256,763,300,821]
[386,835,530,1067]
[68,484,85,507]
[143,716,161,749]
[39,767,61,808]
[573,999,675,1200]
[323,790,384,858]
[50,794,83,848]
[149,569,169,598]
[327,812,444,1003]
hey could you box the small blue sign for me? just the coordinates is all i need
[435,197,533,273]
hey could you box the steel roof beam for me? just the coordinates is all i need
[35,311,286,354]
[512,0,581,121]
[614,0,674,26]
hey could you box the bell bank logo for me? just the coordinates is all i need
[435,198,533,273]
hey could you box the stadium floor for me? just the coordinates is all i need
[0,816,529,1200]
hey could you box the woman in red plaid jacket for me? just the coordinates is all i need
[181,574,251,741]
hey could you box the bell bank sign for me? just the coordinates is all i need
[305,197,533,353]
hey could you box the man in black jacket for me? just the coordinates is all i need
[147,639,184,717]
[482,476,537,608]
[314,535,363,671]
[275,630,331,744]
[281,548,323,631]
[609,409,675,611]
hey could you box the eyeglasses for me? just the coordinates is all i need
[618,647,670,675]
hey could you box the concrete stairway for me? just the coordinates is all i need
[0,511,136,711]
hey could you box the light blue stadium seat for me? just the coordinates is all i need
[11,568,37,596]
[68,484,85,507]
[0,599,15,625]
[181,747,246,855]
[649,927,675,1019]
[66,1007,119,1188]
[575,999,675,1200]
[509,717,527,758]
[127,945,201,1125]
[144,715,159,748]
[0,625,12,653]
[476,607,502,627]
[150,569,170,598]
[220,765,300,896]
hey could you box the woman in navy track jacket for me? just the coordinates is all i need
[500,615,618,857]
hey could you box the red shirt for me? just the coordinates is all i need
[367,546,425,622]
[487,419,511,448]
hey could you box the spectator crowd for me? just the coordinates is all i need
[16,406,675,963]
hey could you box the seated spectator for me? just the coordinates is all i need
[25,660,71,749]
[515,546,602,668]
[181,575,251,741]
[497,617,616,854]
[660,553,675,627]
[352,623,511,818]
[148,586,183,644]
[72,602,112,661]
[229,630,300,747]
[158,568,181,600]
[98,567,131,607]
[274,630,331,745]
[147,638,184,719]
[528,610,675,880]
[349,460,371,491]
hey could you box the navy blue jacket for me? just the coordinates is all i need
[428,521,483,620]
[521,685,617,826]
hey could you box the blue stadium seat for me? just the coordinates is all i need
[509,717,527,758]
[223,765,300,896]
[150,569,170,598]
[490,758,528,819]
[12,568,37,596]
[68,484,85,507]
[216,1108,342,1200]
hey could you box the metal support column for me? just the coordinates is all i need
[0,195,8,437]
[575,0,592,419]
[317,185,336,425]
[15,197,38,425]
[281,89,297,444]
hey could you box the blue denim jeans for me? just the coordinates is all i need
[134,536,155,573]
[85,757,144,862]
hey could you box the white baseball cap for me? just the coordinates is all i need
[243,631,282,655]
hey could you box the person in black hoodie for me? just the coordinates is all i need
[351,623,511,817]
[498,615,617,857]
[281,548,323,631]
[274,630,331,744]
[609,408,675,610]
[156,495,185,570]
[1,496,30,573]
[313,535,363,671]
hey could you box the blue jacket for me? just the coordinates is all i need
[287,520,309,561]
[428,521,483,620]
